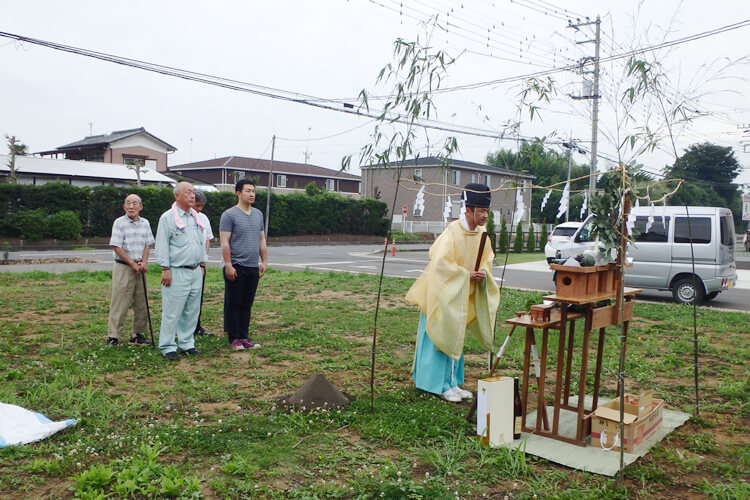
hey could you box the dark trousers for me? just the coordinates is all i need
[195,271,206,333]
[223,264,259,343]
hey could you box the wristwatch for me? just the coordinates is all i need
[161,266,170,271]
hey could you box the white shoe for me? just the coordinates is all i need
[441,388,462,403]
[453,386,473,400]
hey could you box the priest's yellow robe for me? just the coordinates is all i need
[406,219,500,393]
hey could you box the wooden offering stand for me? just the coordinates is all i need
[509,263,640,447]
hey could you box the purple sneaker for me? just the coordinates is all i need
[241,339,261,349]
[230,339,245,351]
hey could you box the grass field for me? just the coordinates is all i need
[0,267,748,499]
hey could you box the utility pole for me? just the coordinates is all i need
[565,146,572,222]
[8,135,18,184]
[568,15,601,207]
[265,135,275,237]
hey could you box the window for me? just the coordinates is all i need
[633,216,669,243]
[276,174,287,188]
[123,157,145,168]
[720,215,735,246]
[483,174,491,186]
[413,168,423,181]
[674,217,711,244]
[451,170,461,185]
[325,179,335,191]
[232,171,244,183]
[552,226,579,238]
[577,219,594,242]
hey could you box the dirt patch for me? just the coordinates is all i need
[197,401,243,416]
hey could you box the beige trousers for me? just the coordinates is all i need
[107,263,148,339]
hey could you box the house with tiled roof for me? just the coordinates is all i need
[38,127,176,172]
[168,156,361,196]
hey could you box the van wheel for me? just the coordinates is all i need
[704,291,719,301]
[672,278,704,305]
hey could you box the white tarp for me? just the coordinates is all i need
[0,402,77,447]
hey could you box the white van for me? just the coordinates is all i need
[555,206,737,304]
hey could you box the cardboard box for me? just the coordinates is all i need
[590,391,664,453]
[476,376,514,447]
[624,389,654,419]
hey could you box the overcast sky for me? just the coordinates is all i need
[2,1,749,186]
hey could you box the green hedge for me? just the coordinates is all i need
[0,183,389,238]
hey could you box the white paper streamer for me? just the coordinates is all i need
[513,187,526,224]
[413,185,425,216]
[443,196,453,222]
[540,189,552,211]
[579,191,588,219]
[556,182,570,220]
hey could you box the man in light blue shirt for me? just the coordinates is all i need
[155,182,208,361]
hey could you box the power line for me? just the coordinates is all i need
[430,19,750,95]
[0,30,553,147]
[366,0,562,67]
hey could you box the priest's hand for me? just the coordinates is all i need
[470,270,486,281]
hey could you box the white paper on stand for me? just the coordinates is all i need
[476,392,488,439]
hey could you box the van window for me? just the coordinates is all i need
[674,217,711,244]
[633,216,669,242]
[720,215,735,246]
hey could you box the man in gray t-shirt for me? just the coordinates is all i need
[219,179,267,351]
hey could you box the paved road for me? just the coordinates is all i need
[4,244,750,312]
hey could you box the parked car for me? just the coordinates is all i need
[553,206,737,304]
[544,221,583,263]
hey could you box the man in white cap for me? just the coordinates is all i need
[406,183,500,402]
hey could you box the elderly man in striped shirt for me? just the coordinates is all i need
[106,193,155,346]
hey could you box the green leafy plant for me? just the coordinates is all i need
[48,210,83,240]
[14,208,47,240]
[69,464,115,495]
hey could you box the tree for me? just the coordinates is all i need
[498,215,509,253]
[539,223,548,250]
[304,181,323,196]
[513,221,524,253]
[124,158,146,187]
[526,224,536,252]
[485,209,495,234]
[665,143,741,218]
[486,142,589,224]
[5,135,28,184]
